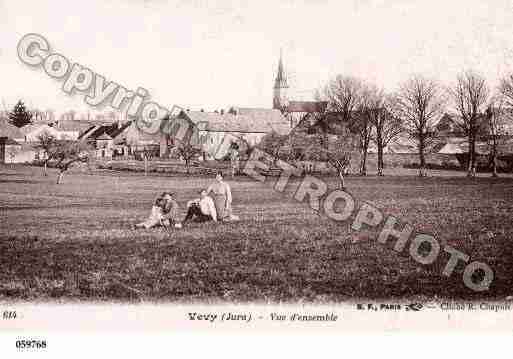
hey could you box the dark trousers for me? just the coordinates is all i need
[184,203,213,223]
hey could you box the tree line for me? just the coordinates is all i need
[263,69,513,179]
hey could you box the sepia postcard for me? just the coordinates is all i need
[1,0,513,350]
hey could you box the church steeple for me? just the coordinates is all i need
[273,50,289,110]
[274,50,288,89]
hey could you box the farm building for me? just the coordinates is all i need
[78,121,132,159]
[168,108,291,160]
[15,123,61,143]
[0,137,39,164]
[51,120,95,140]
[0,121,40,163]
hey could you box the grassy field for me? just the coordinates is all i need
[1,164,512,303]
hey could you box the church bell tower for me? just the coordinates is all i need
[273,50,289,111]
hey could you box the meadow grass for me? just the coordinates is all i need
[1,164,512,303]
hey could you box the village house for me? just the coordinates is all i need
[0,121,42,163]
[15,123,61,143]
[78,121,132,159]
[167,108,291,160]
[51,120,95,140]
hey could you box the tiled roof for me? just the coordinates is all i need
[294,112,346,135]
[286,101,327,113]
[236,108,291,135]
[82,121,131,141]
[179,109,291,135]
[53,120,94,133]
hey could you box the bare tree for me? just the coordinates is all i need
[322,75,370,176]
[36,132,58,176]
[485,95,509,177]
[392,75,444,177]
[354,84,382,176]
[371,95,404,176]
[52,141,91,184]
[448,70,490,177]
[323,75,364,122]
[499,73,513,107]
[313,131,356,189]
[288,124,356,188]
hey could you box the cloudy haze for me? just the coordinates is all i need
[1,0,513,114]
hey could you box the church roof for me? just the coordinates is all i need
[286,101,328,113]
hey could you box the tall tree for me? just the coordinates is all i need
[371,96,404,176]
[392,75,444,177]
[448,70,490,177]
[322,75,368,176]
[354,84,381,176]
[323,75,364,122]
[485,95,509,177]
[8,100,33,128]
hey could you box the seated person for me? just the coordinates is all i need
[183,189,217,224]
[135,197,165,229]
[161,192,182,229]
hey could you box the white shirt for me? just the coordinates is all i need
[189,196,217,221]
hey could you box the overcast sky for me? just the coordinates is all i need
[2,0,513,114]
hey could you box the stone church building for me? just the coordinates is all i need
[272,53,328,128]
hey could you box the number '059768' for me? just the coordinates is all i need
[16,340,47,350]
